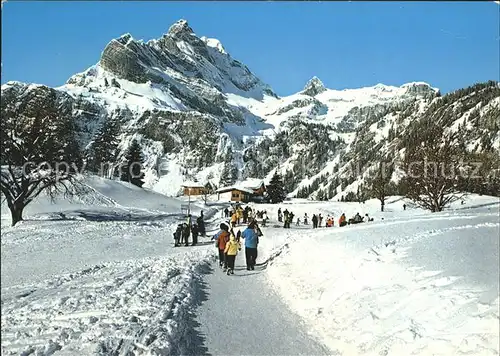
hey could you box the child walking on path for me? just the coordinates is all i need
[224,234,241,275]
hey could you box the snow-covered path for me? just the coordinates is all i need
[192,244,330,356]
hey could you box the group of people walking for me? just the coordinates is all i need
[212,220,261,275]
[224,204,269,227]
[175,204,380,276]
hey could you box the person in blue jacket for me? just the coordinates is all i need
[241,221,260,270]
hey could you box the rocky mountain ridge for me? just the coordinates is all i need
[2,19,499,199]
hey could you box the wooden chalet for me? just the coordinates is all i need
[182,182,208,196]
[216,179,267,202]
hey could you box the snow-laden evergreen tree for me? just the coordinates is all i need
[219,146,238,187]
[86,117,120,177]
[120,139,145,187]
[266,171,287,203]
[219,162,238,187]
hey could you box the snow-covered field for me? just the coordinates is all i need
[2,181,498,355]
[1,177,224,355]
[259,195,500,355]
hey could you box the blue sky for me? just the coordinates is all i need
[2,1,499,95]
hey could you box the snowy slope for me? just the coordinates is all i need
[0,176,216,287]
[261,195,500,355]
[1,176,226,355]
[2,182,498,355]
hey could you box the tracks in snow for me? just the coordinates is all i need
[1,251,215,355]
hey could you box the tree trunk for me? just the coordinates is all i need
[432,196,441,212]
[380,200,385,212]
[10,203,24,226]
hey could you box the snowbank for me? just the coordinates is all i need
[263,197,499,355]
[1,252,215,355]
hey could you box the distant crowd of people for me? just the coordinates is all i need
[172,211,206,247]
[223,205,269,227]
[277,208,374,229]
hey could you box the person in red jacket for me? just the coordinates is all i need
[217,223,231,270]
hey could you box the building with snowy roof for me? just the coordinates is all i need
[216,179,267,202]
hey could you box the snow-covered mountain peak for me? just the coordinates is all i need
[372,83,392,91]
[116,33,134,45]
[63,19,278,102]
[301,76,327,96]
[167,19,193,36]
[200,36,226,54]
[400,81,439,96]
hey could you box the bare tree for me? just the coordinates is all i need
[1,114,83,226]
[366,161,394,212]
[201,181,214,205]
[401,119,464,212]
[459,151,500,196]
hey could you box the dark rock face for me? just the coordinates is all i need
[302,77,327,97]
[1,82,105,148]
[402,82,438,99]
[98,19,276,100]
[100,39,148,83]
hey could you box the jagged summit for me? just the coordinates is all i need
[117,33,133,43]
[302,76,327,97]
[167,19,195,37]
[74,19,277,101]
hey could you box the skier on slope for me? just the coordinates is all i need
[243,208,248,224]
[262,211,268,227]
[288,212,295,228]
[339,213,347,227]
[236,207,243,225]
[283,209,289,223]
[230,211,238,228]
